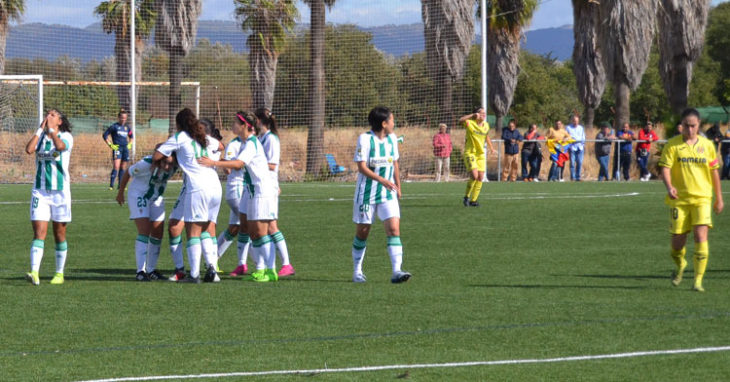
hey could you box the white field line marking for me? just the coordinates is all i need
[76,345,730,382]
[0,192,642,205]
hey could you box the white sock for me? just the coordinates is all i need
[55,241,68,274]
[271,231,290,266]
[352,236,367,274]
[30,239,44,272]
[387,236,403,273]
[252,236,269,271]
[187,237,202,278]
[170,235,184,270]
[201,232,218,269]
[265,238,276,270]
[135,235,148,273]
[237,233,251,266]
[217,229,235,258]
[146,237,162,273]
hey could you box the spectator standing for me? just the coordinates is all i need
[636,121,659,181]
[614,122,634,181]
[501,120,523,181]
[566,115,586,181]
[522,124,543,181]
[705,123,723,151]
[594,122,614,181]
[721,128,730,180]
[432,123,452,182]
[547,120,571,181]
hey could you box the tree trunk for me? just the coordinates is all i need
[251,47,278,110]
[131,37,145,117]
[614,81,631,128]
[583,106,595,130]
[115,33,131,112]
[0,20,7,75]
[495,115,504,134]
[437,75,453,127]
[168,48,184,136]
[306,0,326,176]
[0,20,13,131]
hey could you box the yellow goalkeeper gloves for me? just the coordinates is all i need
[127,142,133,149]
[108,142,119,150]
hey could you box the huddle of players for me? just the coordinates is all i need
[117,107,294,283]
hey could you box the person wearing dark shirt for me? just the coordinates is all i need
[102,110,134,190]
[521,124,543,181]
[614,122,634,181]
[501,120,523,181]
[721,128,730,180]
[594,122,614,181]
[705,123,723,151]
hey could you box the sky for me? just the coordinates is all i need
[21,0,730,31]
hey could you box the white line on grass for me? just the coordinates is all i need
[76,345,730,382]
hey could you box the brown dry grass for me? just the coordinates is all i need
[0,125,672,183]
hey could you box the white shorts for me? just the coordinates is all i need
[128,191,165,222]
[169,188,185,222]
[227,197,241,225]
[352,199,400,225]
[238,188,251,219]
[247,195,278,221]
[184,188,221,223]
[30,188,72,223]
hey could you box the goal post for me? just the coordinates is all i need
[0,74,44,131]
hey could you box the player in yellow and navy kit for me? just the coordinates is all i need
[24,109,73,286]
[459,107,494,207]
[658,108,724,292]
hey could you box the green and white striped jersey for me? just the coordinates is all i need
[353,131,399,205]
[34,131,73,191]
[127,156,177,201]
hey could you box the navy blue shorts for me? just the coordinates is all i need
[112,146,130,162]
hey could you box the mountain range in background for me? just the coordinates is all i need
[7,21,574,63]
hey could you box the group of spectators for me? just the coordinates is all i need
[432,115,730,182]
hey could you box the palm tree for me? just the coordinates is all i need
[421,0,474,128]
[0,0,24,74]
[597,0,658,127]
[94,0,156,112]
[155,0,202,135]
[486,0,538,131]
[571,0,605,129]
[656,0,711,113]
[303,0,336,175]
[234,0,298,110]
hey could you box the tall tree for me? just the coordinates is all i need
[235,0,298,110]
[94,0,156,112]
[598,0,658,127]
[0,0,23,74]
[656,0,711,113]
[155,0,202,134]
[421,0,474,128]
[303,0,335,176]
[571,0,605,129]
[486,0,538,131]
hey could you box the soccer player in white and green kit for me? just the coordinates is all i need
[24,109,73,285]
[351,106,411,284]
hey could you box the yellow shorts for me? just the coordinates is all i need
[669,203,713,234]
[464,153,486,172]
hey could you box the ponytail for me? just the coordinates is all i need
[255,108,278,136]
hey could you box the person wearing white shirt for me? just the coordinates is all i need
[566,114,586,181]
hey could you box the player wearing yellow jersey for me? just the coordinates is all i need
[658,108,724,292]
[459,107,494,207]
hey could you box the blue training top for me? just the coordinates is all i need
[103,122,133,146]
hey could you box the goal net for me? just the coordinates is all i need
[0,75,43,183]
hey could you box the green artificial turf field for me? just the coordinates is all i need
[1,181,729,381]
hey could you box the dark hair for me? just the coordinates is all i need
[681,108,700,121]
[472,106,484,114]
[176,108,206,147]
[200,118,222,141]
[368,106,392,132]
[118,109,128,117]
[255,108,278,136]
[234,110,257,133]
[49,109,72,132]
